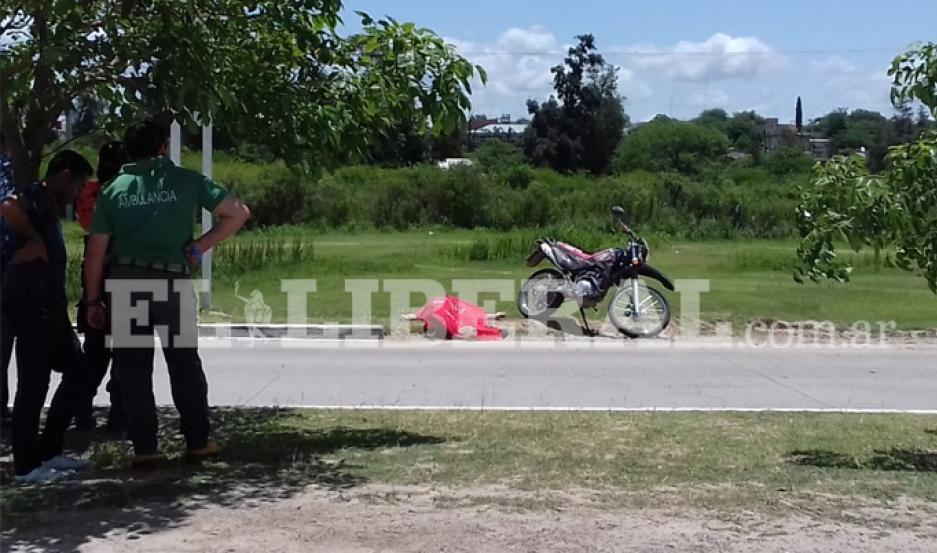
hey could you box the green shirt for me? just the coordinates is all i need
[89,157,228,265]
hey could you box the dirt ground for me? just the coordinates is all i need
[5,485,937,553]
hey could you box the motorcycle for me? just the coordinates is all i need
[518,206,674,338]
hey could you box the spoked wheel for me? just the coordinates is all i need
[609,281,671,338]
[518,269,567,319]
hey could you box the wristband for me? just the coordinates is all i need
[186,243,204,262]
[85,298,104,306]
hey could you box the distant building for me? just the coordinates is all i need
[468,114,529,149]
[762,117,833,161]
[763,118,801,151]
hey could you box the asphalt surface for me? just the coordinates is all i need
[52,339,937,412]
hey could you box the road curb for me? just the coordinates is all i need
[197,324,384,340]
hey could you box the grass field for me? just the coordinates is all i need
[207,229,936,330]
[2,410,936,523]
[62,225,937,330]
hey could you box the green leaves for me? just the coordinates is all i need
[614,120,728,175]
[796,43,937,292]
[889,42,937,118]
[4,1,485,179]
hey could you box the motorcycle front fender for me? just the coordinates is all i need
[635,263,675,291]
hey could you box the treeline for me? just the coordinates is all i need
[347,34,933,178]
[189,148,800,239]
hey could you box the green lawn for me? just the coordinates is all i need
[210,230,936,330]
[63,226,937,330]
[3,410,936,522]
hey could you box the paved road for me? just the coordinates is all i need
[57,340,937,412]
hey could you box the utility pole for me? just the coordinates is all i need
[64,108,75,221]
[200,122,213,309]
[170,118,214,309]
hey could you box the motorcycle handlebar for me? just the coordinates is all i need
[618,221,635,237]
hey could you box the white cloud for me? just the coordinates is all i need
[630,33,786,82]
[448,26,653,117]
[823,70,892,111]
[809,56,857,76]
[688,89,729,108]
[447,26,559,116]
[617,68,654,104]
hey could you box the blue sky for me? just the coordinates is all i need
[342,0,935,122]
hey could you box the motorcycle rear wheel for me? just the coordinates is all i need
[609,282,671,338]
[518,268,566,319]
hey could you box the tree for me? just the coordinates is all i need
[795,97,804,134]
[726,110,765,161]
[693,108,729,134]
[366,119,430,166]
[763,146,815,177]
[917,105,935,132]
[811,108,888,158]
[811,109,849,138]
[796,42,937,292]
[613,119,728,174]
[0,2,485,185]
[891,102,917,141]
[523,35,628,174]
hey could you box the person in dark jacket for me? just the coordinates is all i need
[0,150,95,483]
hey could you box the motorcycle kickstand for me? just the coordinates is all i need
[579,308,596,337]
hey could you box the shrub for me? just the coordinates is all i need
[146,148,805,239]
[763,146,816,177]
[501,164,534,189]
[423,166,491,228]
[511,181,556,228]
[234,171,314,228]
[471,140,524,174]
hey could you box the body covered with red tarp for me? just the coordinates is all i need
[414,296,504,340]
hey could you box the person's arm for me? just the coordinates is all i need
[84,234,110,330]
[0,197,48,264]
[189,196,250,263]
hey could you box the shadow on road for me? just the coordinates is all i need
[1,407,443,552]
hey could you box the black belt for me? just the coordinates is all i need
[114,257,192,276]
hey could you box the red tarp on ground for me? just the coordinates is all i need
[414,296,503,341]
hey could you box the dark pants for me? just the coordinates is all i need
[109,265,209,455]
[76,322,123,425]
[76,255,122,426]
[4,264,91,475]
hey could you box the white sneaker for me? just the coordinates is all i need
[42,454,91,472]
[14,465,73,484]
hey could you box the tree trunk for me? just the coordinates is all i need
[5,119,47,187]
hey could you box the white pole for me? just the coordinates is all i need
[64,109,75,221]
[200,122,213,309]
[169,120,181,165]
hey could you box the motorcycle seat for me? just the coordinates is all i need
[556,242,595,260]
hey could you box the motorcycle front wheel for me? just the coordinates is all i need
[518,268,566,319]
[609,282,671,338]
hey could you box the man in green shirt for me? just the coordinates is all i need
[84,120,250,468]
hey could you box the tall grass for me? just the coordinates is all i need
[214,238,316,273]
[439,226,674,262]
